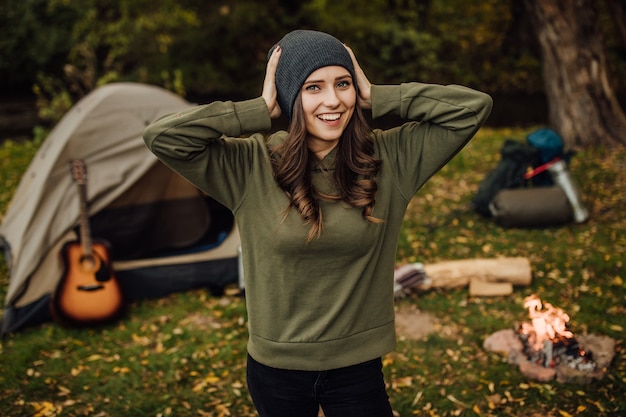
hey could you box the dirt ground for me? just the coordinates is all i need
[394,303,437,341]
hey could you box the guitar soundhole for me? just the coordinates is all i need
[80,254,97,270]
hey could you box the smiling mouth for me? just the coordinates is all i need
[317,113,341,121]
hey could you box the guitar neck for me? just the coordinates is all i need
[69,160,94,258]
[77,182,93,257]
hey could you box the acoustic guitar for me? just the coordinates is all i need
[51,160,124,325]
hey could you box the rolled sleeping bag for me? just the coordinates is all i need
[489,186,573,228]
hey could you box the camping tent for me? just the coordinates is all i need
[0,83,240,335]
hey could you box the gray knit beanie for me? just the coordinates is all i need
[269,30,356,119]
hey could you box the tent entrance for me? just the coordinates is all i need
[91,194,234,261]
[87,161,239,300]
[89,161,234,261]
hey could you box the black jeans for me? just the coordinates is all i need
[246,354,394,417]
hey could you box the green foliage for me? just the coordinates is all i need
[8,0,626,133]
[30,0,203,124]
[0,0,82,92]
[4,0,626,111]
[0,139,40,223]
[295,0,533,89]
[1,128,625,416]
[1,0,547,104]
[166,1,287,97]
[33,74,74,126]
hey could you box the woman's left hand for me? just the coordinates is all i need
[345,45,372,109]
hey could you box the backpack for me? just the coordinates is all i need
[471,139,538,217]
[526,128,565,186]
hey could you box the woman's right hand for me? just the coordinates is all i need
[262,45,282,119]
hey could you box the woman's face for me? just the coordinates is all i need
[300,65,356,158]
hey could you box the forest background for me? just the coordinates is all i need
[1,0,625,140]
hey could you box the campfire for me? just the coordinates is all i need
[484,295,616,383]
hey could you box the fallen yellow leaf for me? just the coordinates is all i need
[30,401,59,417]
[192,380,207,392]
[447,394,470,408]
[205,374,221,384]
[131,333,151,345]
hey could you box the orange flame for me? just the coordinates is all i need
[520,294,574,351]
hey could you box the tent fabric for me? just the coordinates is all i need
[1,83,240,334]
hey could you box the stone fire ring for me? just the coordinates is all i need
[483,329,616,384]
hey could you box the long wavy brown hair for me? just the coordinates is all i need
[270,92,382,243]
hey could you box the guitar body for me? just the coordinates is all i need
[53,239,124,324]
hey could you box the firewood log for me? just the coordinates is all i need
[469,278,514,296]
[422,257,532,289]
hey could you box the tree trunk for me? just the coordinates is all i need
[606,0,626,48]
[523,0,626,148]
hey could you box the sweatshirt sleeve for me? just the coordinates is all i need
[143,97,272,209]
[371,83,493,199]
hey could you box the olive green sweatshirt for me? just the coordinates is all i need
[143,83,492,371]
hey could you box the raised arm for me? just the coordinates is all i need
[372,83,492,133]
[371,82,493,197]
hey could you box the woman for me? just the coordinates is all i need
[144,29,492,417]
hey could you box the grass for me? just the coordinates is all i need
[1,127,625,417]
